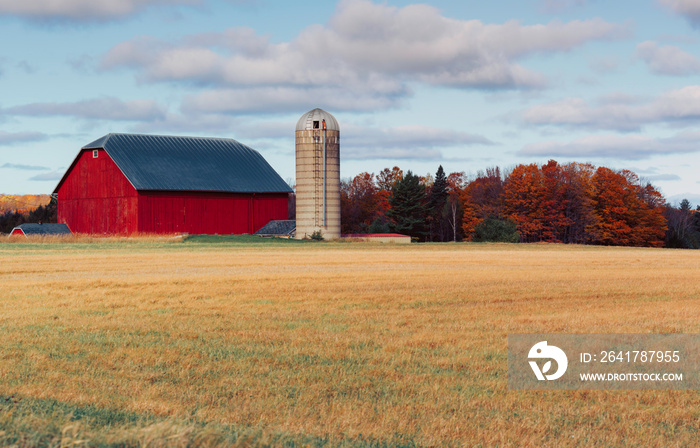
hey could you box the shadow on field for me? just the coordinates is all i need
[0,395,418,448]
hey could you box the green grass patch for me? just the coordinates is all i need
[0,395,419,448]
[183,234,311,245]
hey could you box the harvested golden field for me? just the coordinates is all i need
[0,237,699,447]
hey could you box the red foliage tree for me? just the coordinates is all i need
[339,161,667,247]
[503,163,544,243]
[376,166,403,220]
[560,163,599,244]
[539,160,572,242]
[460,167,504,240]
[340,172,381,234]
[591,167,635,245]
[591,168,666,247]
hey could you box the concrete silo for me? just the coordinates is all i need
[295,108,340,239]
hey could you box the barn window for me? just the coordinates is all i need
[93,150,99,158]
[313,120,320,129]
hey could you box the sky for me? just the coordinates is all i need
[0,0,699,206]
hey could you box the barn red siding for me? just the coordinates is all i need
[57,149,139,234]
[57,149,288,235]
[10,229,25,237]
[137,191,288,235]
[252,195,290,233]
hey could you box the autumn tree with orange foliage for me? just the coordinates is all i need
[339,161,667,247]
[591,167,635,245]
[503,163,546,243]
[340,172,382,234]
[539,160,573,242]
[455,162,667,246]
[0,195,57,233]
[560,162,599,244]
[376,167,403,193]
[0,194,51,214]
[375,167,403,226]
[460,168,504,241]
[591,168,666,247]
[632,182,668,247]
[505,161,596,244]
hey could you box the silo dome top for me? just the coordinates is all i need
[295,108,339,131]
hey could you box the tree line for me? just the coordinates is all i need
[0,194,52,214]
[2,173,697,248]
[340,160,700,248]
[0,196,57,234]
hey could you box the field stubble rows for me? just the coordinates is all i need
[0,240,699,446]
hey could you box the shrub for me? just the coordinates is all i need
[472,216,520,243]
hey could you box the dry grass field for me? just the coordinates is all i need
[0,236,698,447]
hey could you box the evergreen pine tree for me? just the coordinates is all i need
[427,165,448,241]
[680,198,691,212]
[387,171,427,239]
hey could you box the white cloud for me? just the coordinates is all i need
[1,162,49,170]
[132,115,493,161]
[521,85,700,131]
[519,131,700,159]
[181,86,409,114]
[667,193,700,207]
[636,41,700,75]
[0,0,199,22]
[645,173,682,181]
[343,147,443,160]
[522,97,641,131]
[595,92,643,105]
[6,97,166,121]
[0,131,48,145]
[342,123,494,160]
[29,170,64,181]
[589,55,621,74]
[656,33,698,44]
[99,0,628,111]
[128,113,244,134]
[659,0,700,27]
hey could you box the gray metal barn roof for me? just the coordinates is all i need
[11,223,72,236]
[255,220,296,237]
[56,133,292,194]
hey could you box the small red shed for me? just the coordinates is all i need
[53,133,292,235]
[10,223,72,237]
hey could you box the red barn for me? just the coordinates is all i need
[53,133,292,235]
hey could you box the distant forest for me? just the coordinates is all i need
[337,160,700,249]
[0,195,57,234]
[3,164,698,249]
